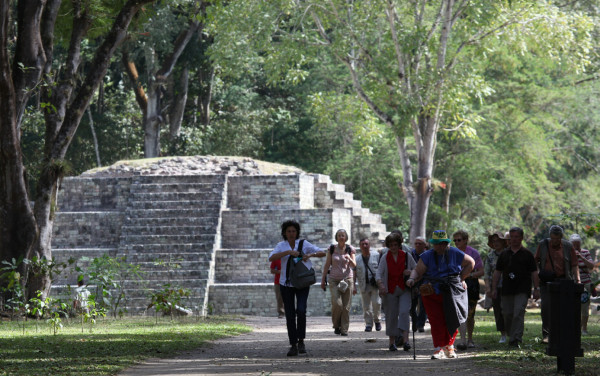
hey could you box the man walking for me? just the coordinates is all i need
[354,238,382,332]
[492,227,540,348]
[534,225,579,343]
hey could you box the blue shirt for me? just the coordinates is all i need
[421,246,465,294]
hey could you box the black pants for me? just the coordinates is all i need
[492,287,505,332]
[280,285,310,345]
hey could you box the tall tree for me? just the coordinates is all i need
[209,0,592,242]
[0,0,156,300]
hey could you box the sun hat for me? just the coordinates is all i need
[337,280,349,293]
[487,231,507,248]
[429,230,451,244]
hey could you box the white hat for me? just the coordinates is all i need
[570,234,582,242]
[337,280,349,293]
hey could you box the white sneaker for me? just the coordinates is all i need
[499,335,507,344]
[431,347,446,359]
[445,345,458,358]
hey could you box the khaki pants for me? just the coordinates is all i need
[329,278,354,334]
[360,284,381,327]
[501,292,528,344]
[274,284,284,316]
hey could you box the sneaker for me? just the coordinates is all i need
[365,326,372,332]
[467,341,475,348]
[287,345,298,356]
[508,340,521,349]
[403,342,411,351]
[456,342,467,351]
[334,328,341,335]
[431,347,446,359]
[340,332,348,336]
[499,335,507,344]
[542,336,549,344]
[389,343,398,351]
[445,345,457,358]
[375,322,382,331]
[298,341,306,354]
[418,327,425,333]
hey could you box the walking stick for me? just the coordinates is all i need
[410,285,417,360]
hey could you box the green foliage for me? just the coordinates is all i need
[147,284,191,319]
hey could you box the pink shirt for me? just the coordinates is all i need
[464,246,484,270]
[329,244,356,280]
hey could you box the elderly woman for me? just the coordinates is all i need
[321,229,356,336]
[570,234,595,335]
[484,231,508,343]
[406,230,474,360]
[376,231,416,351]
[269,220,326,356]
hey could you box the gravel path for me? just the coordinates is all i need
[119,315,510,376]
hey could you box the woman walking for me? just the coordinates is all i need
[269,220,325,356]
[376,231,416,351]
[321,229,356,336]
[406,230,474,359]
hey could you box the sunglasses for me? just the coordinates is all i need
[453,238,464,242]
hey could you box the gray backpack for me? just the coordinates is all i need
[286,240,316,289]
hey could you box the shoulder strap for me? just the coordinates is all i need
[298,239,305,255]
[329,245,335,254]
[345,245,351,254]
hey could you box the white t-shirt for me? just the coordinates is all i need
[269,239,321,287]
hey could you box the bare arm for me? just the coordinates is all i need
[406,259,427,287]
[460,254,475,281]
[269,249,297,262]
[470,266,484,279]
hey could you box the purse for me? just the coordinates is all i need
[419,282,435,296]
[286,240,316,289]
[365,260,379,288]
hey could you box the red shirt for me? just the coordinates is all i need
[386,251,406,294]
[270,259,281,285]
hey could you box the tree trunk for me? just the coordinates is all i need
[169,66,189,139]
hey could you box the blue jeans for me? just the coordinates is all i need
[279,285,310,345]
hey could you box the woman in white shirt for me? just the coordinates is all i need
[269,220,325,356]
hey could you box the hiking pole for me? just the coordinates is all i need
[410,285,416,360]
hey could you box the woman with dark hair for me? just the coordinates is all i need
[269,220,325,356]
[376,231,416,351]
[321,229,356,336]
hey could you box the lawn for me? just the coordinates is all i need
[0,315,251,376]
[471,308,600,375]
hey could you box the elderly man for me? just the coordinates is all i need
[535,225,579,343]
[410,236,428,332]
[354,238,382,332]
[493,227,539,348]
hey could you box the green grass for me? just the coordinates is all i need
[0,316,251,376]
[472,309,600,375]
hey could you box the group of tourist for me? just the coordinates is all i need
[269,220,598,358]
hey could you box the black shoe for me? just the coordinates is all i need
[395,336,404,347]
[340,332,348,336]
[365,326,372,332]
[508,340,521,349]
[298,341,306,354]
[375,322,382,331]
[389,343,398,351]
[334,328,341,335]
[287,345,298,356]
[418,327,425,333]
[403,342,411,351]
[456,343,467,351]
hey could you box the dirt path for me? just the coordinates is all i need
[119,315,510,376]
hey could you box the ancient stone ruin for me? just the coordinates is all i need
[52,156,388,316]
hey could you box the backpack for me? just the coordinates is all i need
[286,240,316,289]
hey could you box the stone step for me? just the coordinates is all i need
[121,278,208,289]
[132,175,226,185]
[121,234,215,245]
[126,200,222,210]
[125,208,219,218]
[51,248,118,260]
[124,252,213,263]
[121,225,217,236]
[119,243,213,254]
[128,192,223,202]
[122,268,211,281]
[129,182,225,194]
[124,216,219,227]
